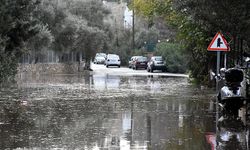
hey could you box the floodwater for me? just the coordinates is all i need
[0,72,249,150]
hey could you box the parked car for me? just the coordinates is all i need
[132,56,148,70]
[94,53,106,64]
[147,56,167,72]
[105,54,121,68]
[128,56,141,68]
[96,53,106,58]
[94,56,105,64]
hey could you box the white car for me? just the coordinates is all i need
[94,56,105,64]
[105,54,121,68]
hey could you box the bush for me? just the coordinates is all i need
[155,42,188,73]
[0,53,18,83]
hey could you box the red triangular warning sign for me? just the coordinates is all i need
[207,32,229,51]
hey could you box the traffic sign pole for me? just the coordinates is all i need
[207,32,229,91]
[216,51,220,92]
[224,53,227,69]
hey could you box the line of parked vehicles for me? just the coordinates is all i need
[94,53,121,68]
[94,53,167,72]
[129,55,167,72]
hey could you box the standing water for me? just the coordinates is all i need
[0,72,248,149]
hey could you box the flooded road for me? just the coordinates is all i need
[0,64,249,150]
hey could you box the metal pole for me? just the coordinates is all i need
[216,51,221,92]
[132,0,135,50]
[224,53,227,69]
[216,51,221,146]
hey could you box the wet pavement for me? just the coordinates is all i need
[0,64,249,150]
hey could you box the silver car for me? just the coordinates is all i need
[147,56,167,72]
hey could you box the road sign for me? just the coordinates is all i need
[207,32,229,51]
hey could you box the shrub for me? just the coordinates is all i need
[155,42,188,73]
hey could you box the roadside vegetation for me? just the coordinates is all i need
[131,0,250,84]
[0,0,39,82]
[0,0,113,82]
[155,42,187,73]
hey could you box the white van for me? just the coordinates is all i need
[105,54,121,68]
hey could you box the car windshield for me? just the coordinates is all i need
[137,57,147,61]
[108,55,119,59]
[155,57,163,61]
[96,53,106,57]
[96,56,104,59]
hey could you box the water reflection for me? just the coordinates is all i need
[216,116,247,150]
[205,102,250,150]
[1,74,247,149]
[0,100,34,149]
[213,106,250,150]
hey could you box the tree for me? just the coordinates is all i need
[155,42,187,73]
[27,0,112,69]
[172,0,250,83]
[26,24,54,63]
[132,0,250,84]
[68,0,111,69]
[0,0,40,82]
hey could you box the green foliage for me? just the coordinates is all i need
[27,0,113,68]
[132,0,250,83]
[0,0,40,82]
[111,25,160,65]
[0,0,114,81]
[135,27,159,50]
[27,24,54,63]
[155,42,187,73]
[0,52,18,82]
[111,28,132,65]
[51,0,111,63]
[173,16,211,82]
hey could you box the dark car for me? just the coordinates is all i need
[132,56,148,70]
[147,56,167,72]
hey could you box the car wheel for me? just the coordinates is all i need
[106,65,109,68]
[118,65,120,68]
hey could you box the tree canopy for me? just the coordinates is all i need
[0,0,40,81]
[0,0,114,81]
[31,0,112,64]
[132,0,250,83]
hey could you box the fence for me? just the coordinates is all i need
[19,50,84,64]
